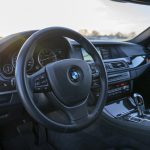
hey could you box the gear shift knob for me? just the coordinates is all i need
[133,93,145,117]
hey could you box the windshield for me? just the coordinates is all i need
[0,0,149,40]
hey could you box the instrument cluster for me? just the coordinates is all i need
[0,47,68,78]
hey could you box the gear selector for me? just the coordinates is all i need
[133,93,145,117]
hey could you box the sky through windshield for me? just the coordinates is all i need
[0,0,149,38]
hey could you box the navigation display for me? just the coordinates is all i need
[82,46,112,61]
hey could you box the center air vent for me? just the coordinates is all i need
[105,61,128,71]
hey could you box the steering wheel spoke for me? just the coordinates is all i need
[63,101,89,124]
[29,67,51,93]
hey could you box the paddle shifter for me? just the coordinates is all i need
[133,93,145,117]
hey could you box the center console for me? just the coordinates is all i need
[106,60,131,101]
[90,59,132,103]
[107,81,130,101]
[97,60,150,125]
[90,58,147,123]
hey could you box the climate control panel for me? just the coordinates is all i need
[108,81,131,102]
[89,60,131,102]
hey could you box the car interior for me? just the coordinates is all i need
[0,0,150,150]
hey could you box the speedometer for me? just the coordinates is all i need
[38,49,57,66]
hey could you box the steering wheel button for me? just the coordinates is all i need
[41,75,45,79]
[43,86,48,90]
[42,80,47,85]
[35,81,40,86]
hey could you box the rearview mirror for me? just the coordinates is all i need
[111,0,150,5]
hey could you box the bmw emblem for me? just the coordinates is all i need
[69,67,80,82]
[71,71,79,80]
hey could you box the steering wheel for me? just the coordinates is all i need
[16,27,108,132]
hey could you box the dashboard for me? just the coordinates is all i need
[72,41,148,61]
[0,33,149,94]
[0,30,149,126]
[0,31,150,126]
[0,29,149,130]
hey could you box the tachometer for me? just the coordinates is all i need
[12,54,34,71]
[38,49,57,66]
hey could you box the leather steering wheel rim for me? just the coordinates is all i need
[16,27,108,132]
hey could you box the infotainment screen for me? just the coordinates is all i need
[81,46,112,61]
[81,48,93,61]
